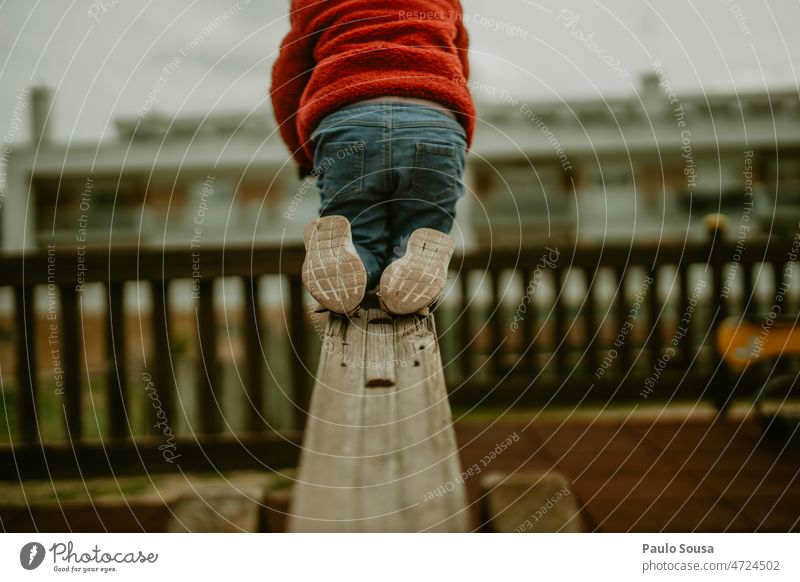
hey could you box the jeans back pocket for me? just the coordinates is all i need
[410,142,463,202]
[316,140,366,203]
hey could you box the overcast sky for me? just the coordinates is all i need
[1,0,798,143]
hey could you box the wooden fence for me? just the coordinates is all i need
[0,246,309,479]
[0,222,797,480]
[441,222,798,410]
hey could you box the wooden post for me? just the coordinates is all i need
[290,309,470,532]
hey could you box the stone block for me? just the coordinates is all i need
[481,471,583,533]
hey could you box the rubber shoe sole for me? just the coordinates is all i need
[379,228,455,315]
[302,216,367,315]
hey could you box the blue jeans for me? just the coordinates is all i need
[311,102,467,289]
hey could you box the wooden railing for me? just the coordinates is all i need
[438,222,799,410]
[0,222,797,481]
[0,245,309,479]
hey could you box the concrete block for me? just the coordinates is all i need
[481,471,583,533]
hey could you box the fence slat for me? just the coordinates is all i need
[710,262,725,324]
[150,280,175,436]
[489,269,503,378]
[647,268,661,368]
[678,263,694,368]
[614,266,631,372]
[772,262,790,374]
[105,282,128,439]
[554,267,568,375]
[520,269,537,375]
[707,217,726,326]
[243,276,264,432]
[459,274,471,379]
[288,275,310,431]
[58,285,82,440]
[583,267,598,374]
[708,251,728,411]
[197,279,220,434]
[14,286,39,443]
[742,262,754,314]
[772,262,786,301]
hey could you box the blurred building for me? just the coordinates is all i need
[3,75,800,253]
[472,73,800,246]
[2,86,296,252]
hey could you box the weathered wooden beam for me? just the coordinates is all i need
[289,313,367,532]
[289,310,469,532]
[393,315,470,532]
[3,234,793,286]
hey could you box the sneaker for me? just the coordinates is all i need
[379,228,455,315]
[302,215,367,315]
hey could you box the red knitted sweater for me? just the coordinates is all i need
[270,0,475,173]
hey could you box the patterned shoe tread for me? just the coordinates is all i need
[380,228,455,315]
[302,216,367,314]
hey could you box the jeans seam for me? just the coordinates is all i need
[392,121,462,130]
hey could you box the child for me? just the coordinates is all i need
[271,0,474,315]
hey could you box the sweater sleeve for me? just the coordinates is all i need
[270,13,316,174]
